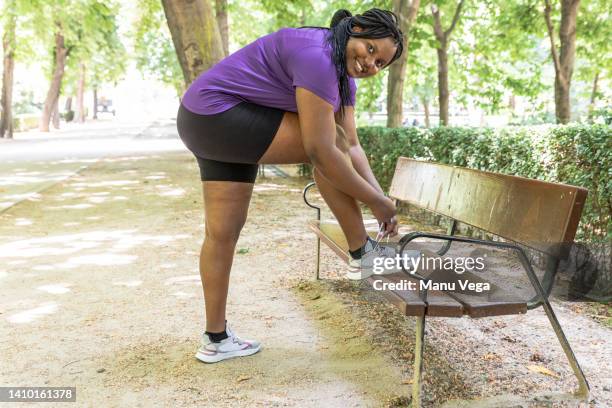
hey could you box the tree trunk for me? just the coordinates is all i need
[0,8,16,139]
[65,96,72,112]
[544,0,581,124]
[386,0,420,128]
[588,71,599,119]
[215,0,229,56]
[421,97,430,128]
[436,46,449,126]
[162,0,224,88]
[40,29,69,132]
[93,88,98,119]
[554,74,570,123]
[76,63,86,123]
[431,1,464,127]
[52,98,60,129]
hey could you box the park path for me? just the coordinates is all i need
[0,119,183,213]
[0,121,610,407]
[0,146,407,407]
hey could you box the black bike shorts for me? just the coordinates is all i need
[176,102,285,183]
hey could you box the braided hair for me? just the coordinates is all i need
[302,9,404,118]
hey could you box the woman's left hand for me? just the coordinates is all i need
[382,216,399,237]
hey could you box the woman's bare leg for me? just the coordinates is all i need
[313,168,368,251]
[200,114,370,331]
[259,112,368,251]
[200,180,253,333]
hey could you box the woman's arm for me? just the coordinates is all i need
[334,105,384,194]
[296,87,394,223]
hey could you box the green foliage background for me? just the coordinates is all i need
[357,124,611,243]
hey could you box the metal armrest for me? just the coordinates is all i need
[302,182,320,221]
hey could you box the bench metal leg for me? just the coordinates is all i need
[540,298,590,398]
[302,182,322,280]
[517,250,590,400]
[315,236,320,280]
[398,232,589,403]
[412,314,426,408]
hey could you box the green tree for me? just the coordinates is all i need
[37,0,77,131]
[405,41,437,126]
[543,0,581,124]
[429,0,465,126]
[215,0,229,56]
[453,1,547,115]
[161,0,224,88]
[63,0,126,122]
[386,0,421,127]
[132,0,183,97]
[574,0,611,120]
[0,0,17,138]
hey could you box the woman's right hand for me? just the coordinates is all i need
[368,195,397,235]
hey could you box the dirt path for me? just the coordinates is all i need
[1,150,610,407]
[0,152,407,407]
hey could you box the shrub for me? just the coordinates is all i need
[357,124,611,244]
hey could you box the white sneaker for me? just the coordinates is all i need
[195,324,261,363]
[347,238,398,280]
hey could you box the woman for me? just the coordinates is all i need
[177,8,403,364]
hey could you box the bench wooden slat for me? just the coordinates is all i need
[310,220,402,261]
[389,158,588,259]
[413,249,527,317]
[375,272,464,317]
[366,274,426,316]
[311,221,526,317]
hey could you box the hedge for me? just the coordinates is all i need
[12,114,39,132]
[357,124,611,244]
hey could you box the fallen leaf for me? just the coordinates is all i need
[527,365,559,378]
[483,353,501,362]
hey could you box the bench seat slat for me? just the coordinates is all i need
[413,249,528,317]
[311,220,528,318]
[310,221,463,317]
[374,272,464,317]
[366,274,426,316]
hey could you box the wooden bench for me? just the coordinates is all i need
[303,157,590,407]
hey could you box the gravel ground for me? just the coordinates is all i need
[0,151,609,407]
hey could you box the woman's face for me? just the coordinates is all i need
[345,26,398,78]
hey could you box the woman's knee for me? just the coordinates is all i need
[205,218,246,245]
[202,181,253,244]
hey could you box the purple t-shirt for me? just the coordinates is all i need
[181,28,357,115]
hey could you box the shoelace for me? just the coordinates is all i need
[226,327,246,345]
[373,245,390,257]
[371,223,389,253]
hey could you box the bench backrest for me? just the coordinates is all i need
[389,158,588,259]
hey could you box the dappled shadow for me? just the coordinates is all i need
[163,275,200,286]
[7,302,59,324]
[37,283,72,294]
[0,231,190,269]
[253,183,302,193]
[112,280,143,287]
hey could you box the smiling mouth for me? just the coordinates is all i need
[355,58,366,74]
